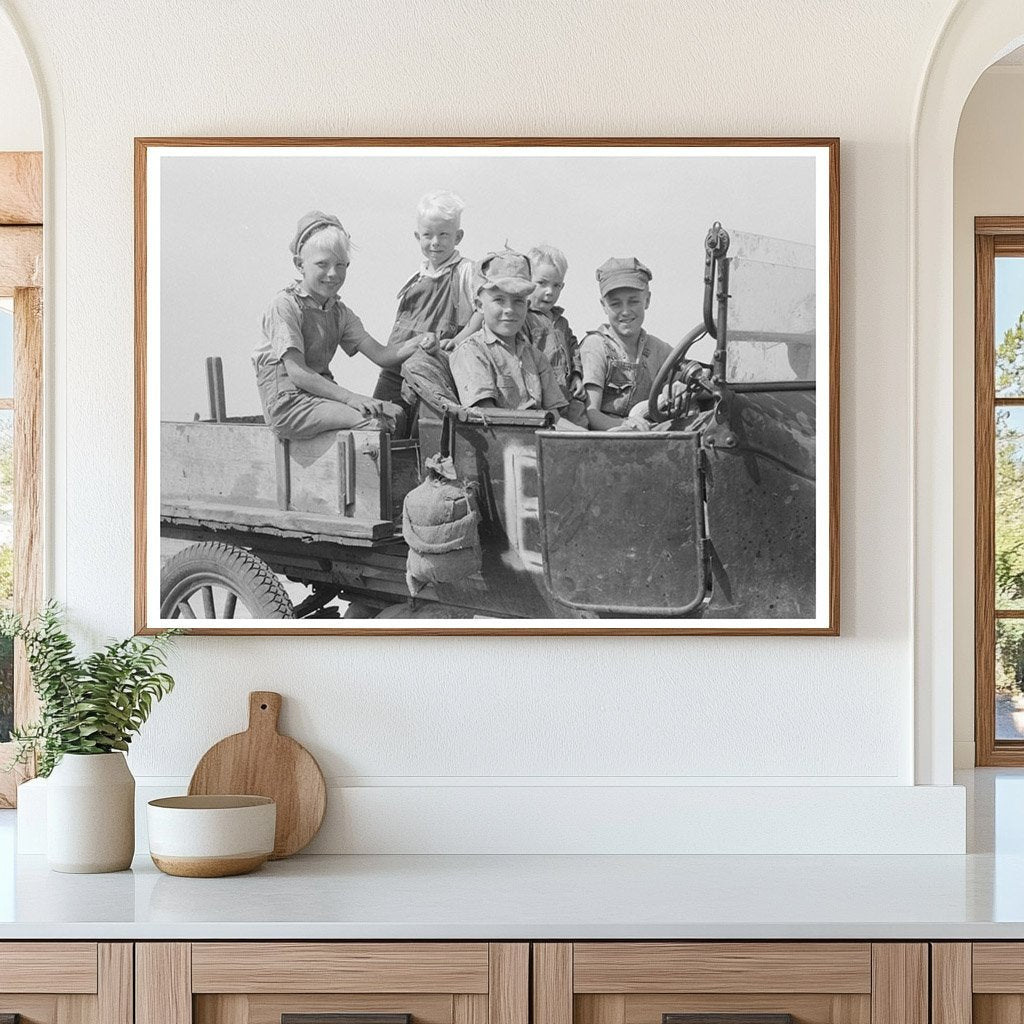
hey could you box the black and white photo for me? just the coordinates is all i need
[136,139,838,634]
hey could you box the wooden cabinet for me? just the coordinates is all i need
[532,943,928,1024]
[136,944,528,1024]
[932,943,1023,1024]
[0,938,956,1024]
[0,943,132,1024]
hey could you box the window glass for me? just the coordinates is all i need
[997,620,1024,740]
[0,408,12,742]
[725,255,815,384]
[996,407,1024,610]
[996,257,1024,397]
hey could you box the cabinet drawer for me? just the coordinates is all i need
[139,942,528,1024]
[572,944,871,994]
[0,942,98,993]
[534,943,926,1024]
[191,943,490,993]
[0,943,130,1024]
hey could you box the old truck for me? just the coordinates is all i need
[158,223,818,622]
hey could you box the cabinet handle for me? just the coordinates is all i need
[283,1016,411,1024]
[664,1016,794,1024]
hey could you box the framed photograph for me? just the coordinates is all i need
[135,137,838,635]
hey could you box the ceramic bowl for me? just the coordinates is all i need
[147,795,276,877]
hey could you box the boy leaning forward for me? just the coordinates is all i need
[450,250,586,432]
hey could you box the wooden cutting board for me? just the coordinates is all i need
[188,691,326,859]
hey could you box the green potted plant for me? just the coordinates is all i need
[2,603,178,873]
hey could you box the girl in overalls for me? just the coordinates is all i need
[579,257,673,431]
[372,191,480,432]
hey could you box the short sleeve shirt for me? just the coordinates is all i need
[580,325,672,394]
[253,282,374,376]
[451,326,568,411]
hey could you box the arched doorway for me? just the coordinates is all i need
[913,1,1024,784]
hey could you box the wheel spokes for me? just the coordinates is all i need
[201,585,216,619]
[176,599,196,619]
[223,592,238,619]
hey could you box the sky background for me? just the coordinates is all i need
[997,256,1024,362]
[0,307,15,397]
[156,148,817,421]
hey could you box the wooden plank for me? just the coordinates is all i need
[136,943,191,1024]
[0,153,42,225]
[161,422,282,510]
[195,995,249,1024]
[191,943,489,994]
[624,994,867,1024]
[870,945,927,1024]
[972,944,1024,992]
[831,995,873,1024]
[134,136,149,634]
[161,502,392,542]
[0,997,58,1024]
[576,996,624,1024]
[534,945,572,1024]
[14,286,43,732]
[0,943,97,993]
[489,944,528,1024]
[932,945,972,1024]
[0,226,42,293]
[244,995,452,1024]
[453,995,487,1024]
[977,217,1024,237]
[974,995,1024,1024]
[98,945,133,1024]
[976,230,998,766]
[573,943,872,994]
[57,993,95,1024]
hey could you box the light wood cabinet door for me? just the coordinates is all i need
[533,944,928,1024]
[936,942,1024,1024]
[136,943,528,1024]
[0,943,131,1024]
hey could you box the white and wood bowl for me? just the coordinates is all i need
[147,795,276,877]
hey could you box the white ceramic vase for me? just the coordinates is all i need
[46,752,135,873]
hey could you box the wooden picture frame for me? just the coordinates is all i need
[135,137,839,636]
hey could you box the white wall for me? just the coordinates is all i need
[0,12,39,151]
[0,0,971,852]
[952,66,1024,767]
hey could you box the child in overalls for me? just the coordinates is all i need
[373,190,480,431]
[254,211,438,441]
[579,257,672,431]
[524,245,588,427]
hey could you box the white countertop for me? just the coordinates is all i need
[1,768,1022,941]
[0,848,1021,940]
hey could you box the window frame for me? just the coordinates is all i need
[975,217,1024,765]
[0,151,43,807]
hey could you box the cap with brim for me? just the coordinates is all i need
[475,250,537,298]
[596,256,652,296]
[291,211,346,255]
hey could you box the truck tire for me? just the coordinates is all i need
[160,542,293,620]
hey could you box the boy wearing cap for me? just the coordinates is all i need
[579,257,672,431]
[253,211,438,441]
[450,250,585,431]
